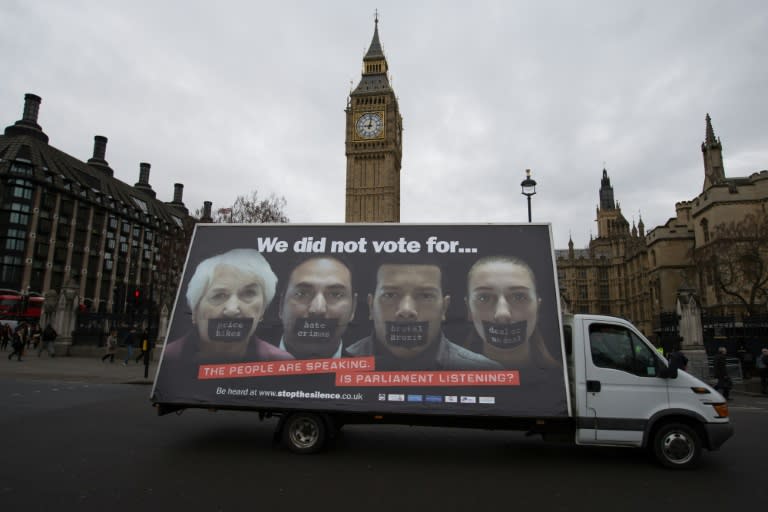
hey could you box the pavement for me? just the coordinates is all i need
[1,346,765,396]
[1,347,159,385]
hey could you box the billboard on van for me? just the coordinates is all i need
[152,224,569,418]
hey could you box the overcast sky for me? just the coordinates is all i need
[2,0,767,249]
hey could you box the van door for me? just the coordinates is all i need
[581,321,668,445]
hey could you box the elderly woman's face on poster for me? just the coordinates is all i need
[192,263,266,352]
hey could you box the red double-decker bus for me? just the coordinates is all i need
[0,289,44,322]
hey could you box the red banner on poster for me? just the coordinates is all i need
[198,356,375,380]
[335,370,519,387]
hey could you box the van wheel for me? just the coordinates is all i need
[282,412,327,454]
[653,422,701,469]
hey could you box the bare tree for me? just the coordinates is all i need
[195,190,289,224]
[694,211,768,315]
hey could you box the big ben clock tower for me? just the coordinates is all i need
[345,15,402,223]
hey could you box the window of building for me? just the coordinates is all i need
[10,162,33,176]
[132,196,148,214]
[0,254,23,284]
[54,246,67,262]
[92,214,104,234]
[2,227,26,252]
[10,184,33,200]
[76,206,89,227]
[35,241,49,260]
[701,218,710,243]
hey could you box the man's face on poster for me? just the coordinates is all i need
[369,264,449,359]
[280,258,356,359]
[192,263,266,353]
[467,260,540,349]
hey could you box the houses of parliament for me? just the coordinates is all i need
[343,18,768,340]
[1,16,765,342]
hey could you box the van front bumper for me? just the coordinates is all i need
[705,422,734,450]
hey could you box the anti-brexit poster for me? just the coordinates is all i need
[151,224,570,418]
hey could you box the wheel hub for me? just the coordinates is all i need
[290,418,319,448]
[663,432,693,464]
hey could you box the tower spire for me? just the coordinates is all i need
[701,113,725,190]
[353,14,391,93]
[705,113,717,145]
[599,167,616,210]
[364,13,385,63]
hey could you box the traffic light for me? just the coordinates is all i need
[133,288,141,308]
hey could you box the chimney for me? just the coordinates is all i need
[87,135,113,176]
[133,162,156,198]
[173,183,184,203]
[22,94,42,125]
[139,163,150,184]
[93,136,107,161]
[4,93,49,143]
[167,183,188,214]
[200,201,213,223]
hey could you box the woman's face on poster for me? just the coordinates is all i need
[467,260,540,346]
[192,263,266,346]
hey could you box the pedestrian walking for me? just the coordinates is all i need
[713,346,732,400]
[122,327,136,366]
[669,350,688,372]
[757,347,768,395]
[0,323,10,351]
[18,322,29,350]
[30,324,41,350]
[38,324,57,357]
[7,329,23,361]
[101,329,117,363]
[135,329,150,364]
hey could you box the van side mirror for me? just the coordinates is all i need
[660,366,678,379]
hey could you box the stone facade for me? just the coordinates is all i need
[557,115,768,338]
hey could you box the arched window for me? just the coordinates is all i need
[700,218,710,243]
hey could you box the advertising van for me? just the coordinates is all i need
[151,223,732,469]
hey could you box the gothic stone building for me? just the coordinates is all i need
[557,115,768,339]
[0,93,195,315]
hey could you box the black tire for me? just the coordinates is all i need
[282,412,327,454]
[653,422,702,469]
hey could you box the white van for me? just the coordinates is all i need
[565,314,732,468]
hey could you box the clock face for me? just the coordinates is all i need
[356,112,383,138]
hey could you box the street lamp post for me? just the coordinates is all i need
[520,168,537,223]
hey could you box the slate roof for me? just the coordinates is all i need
[0,98,190,231]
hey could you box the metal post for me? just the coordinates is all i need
[527,195,532,223]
